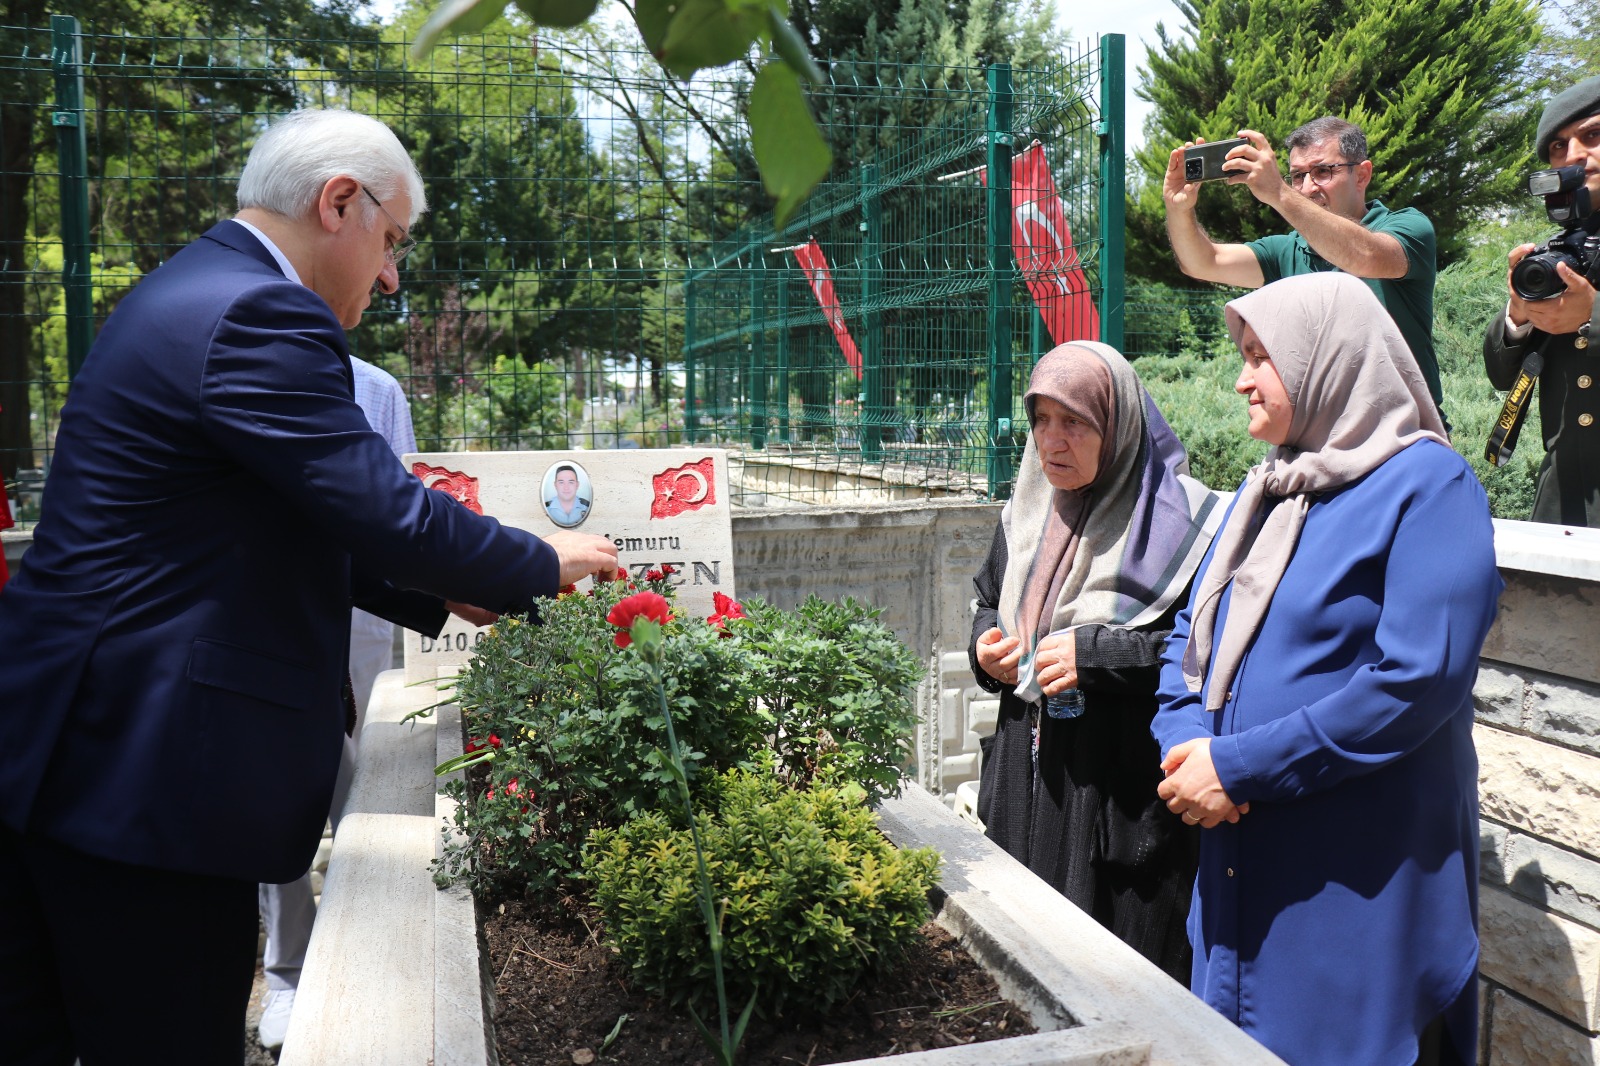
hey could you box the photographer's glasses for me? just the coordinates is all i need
[361,184,417,265]
[1286,162,1359,188]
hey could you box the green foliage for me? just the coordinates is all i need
[1136,345,1266,494]
[750,63,832,228]
[735,596,923,802]
[585,766,940,1016]
[1527,0,1600,84]
[1431,208,1547,519]
[413,0,830,226]
[1127,0,1543,281]
[438,581,922,897]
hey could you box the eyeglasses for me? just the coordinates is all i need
[360,184,417,265]
[1285,162,1359,187]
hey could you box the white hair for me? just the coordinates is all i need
[236,109,427,226]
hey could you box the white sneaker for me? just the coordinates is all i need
[258,987,296,1051]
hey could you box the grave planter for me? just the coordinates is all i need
[281,672,1285,1066]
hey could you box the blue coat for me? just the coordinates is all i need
[0,222,558,884]
[1152,440,1502,1065]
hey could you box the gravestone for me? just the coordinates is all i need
[403,448,736,682]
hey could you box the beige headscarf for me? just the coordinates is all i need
[1181,273,1449,710]
[1000,342,1221,704]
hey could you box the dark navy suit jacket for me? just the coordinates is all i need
[0,221,558,883]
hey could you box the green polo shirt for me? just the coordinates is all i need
[1247,201,1442,408]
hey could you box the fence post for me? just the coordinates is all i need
[749,257,767,450]
[52,15,94,380]
[860,162,883,463]
[683,270,698,444]
[1097,34,1125,353]
[775,268,790,444]
[985,63,1015,500]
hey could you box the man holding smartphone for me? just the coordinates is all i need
[1162,116,1444,413]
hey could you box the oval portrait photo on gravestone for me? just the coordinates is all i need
[541,460,593,528]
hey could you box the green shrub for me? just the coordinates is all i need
[585,766,941,1016]
[1433,216,1546,520]
[1137,348,1267,493]
[437,580,922,897]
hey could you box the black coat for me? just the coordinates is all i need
[1485,313,1600,525]
[969,521,1198,981]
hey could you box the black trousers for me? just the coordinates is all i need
[0,823,258,1066]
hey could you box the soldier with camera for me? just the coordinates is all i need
[1163,116,1444,414]
[1485,75,1600,526]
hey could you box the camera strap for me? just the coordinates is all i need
[1484,344,1545,468]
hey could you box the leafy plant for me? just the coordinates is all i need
[436,578,922,896]
[585,765,941,1017]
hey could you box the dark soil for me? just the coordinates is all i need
[484,896,1036,1066]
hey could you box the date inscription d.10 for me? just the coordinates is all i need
[417,630,490,654]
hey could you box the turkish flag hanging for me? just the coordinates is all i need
[984,143,1100,345]
[792,239,864,380]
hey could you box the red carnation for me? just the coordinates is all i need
[707,591,745,635]
[662,564,677,576]
[607,591,674,649]
[646,568,665,582]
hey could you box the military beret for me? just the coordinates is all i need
[1538,74,1600,162]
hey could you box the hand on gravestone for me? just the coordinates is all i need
[446,600,501,627]
[545,530,622,587]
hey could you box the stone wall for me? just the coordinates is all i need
[728,500,999,796]
[1470,523,1600,1063]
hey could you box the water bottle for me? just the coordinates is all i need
[1045,688,1086,719]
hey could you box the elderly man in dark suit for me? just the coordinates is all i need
[0,109,618,1065]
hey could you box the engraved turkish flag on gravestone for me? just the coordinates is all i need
[651,457,717,519]
[411,462,484,515]
[981,142,1100,345]
[792,239,864,380]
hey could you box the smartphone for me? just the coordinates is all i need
[1183,138,1249,183]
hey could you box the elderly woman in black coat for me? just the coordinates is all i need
[970,340,1221,979]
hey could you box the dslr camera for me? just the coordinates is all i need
[1511,163,1600,301]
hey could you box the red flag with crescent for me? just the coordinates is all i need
[651,457,717,519]
[980,143,1100,344]
[792,239,864,380]
[412,462,484,515]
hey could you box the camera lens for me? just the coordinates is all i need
[1185,159,1202,181]
[1511,251,1579,301]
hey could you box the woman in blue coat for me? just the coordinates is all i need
[1152,272,1502,1066]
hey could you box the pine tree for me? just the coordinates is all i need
[1126,0,1542,283]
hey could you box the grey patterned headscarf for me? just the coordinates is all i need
[1001,342,1221,704]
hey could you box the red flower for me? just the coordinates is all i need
[607,591,673,649]
[662,564,677,576]
[466,737,485,753]
[559,583,578,596]
[488,733,503,748]
[646,568,665,582]
[707,591,745,635]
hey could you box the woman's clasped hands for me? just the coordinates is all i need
[1157,738,1250,828]
[975,629,1079,694]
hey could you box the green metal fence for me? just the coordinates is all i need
[1,17,1131,515]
